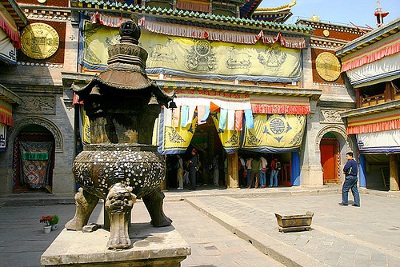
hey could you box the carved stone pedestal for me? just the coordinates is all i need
[40,225,191,267]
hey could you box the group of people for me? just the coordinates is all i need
[174,149,361,208]
[175,149,199,190]
[239,156,281,188]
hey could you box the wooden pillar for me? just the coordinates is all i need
[356,89,361,108]
[227,152,239,188]
[389,154,399,191]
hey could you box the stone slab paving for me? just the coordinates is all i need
[1,187,400,266]
[185,192,400,267]
[0,199,282,267]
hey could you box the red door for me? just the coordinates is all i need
[320,139,339,184]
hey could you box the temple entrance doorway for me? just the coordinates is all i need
[165,117,224,189]
[320,133,340,184]
[191,117,224,186]
[12,124,55,193]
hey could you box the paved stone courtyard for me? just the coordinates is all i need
[0,187,399,266]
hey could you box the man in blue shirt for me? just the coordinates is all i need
[339,152,360,207]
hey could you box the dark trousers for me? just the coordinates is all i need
[342,175,360,206]
[189,167,196,190]
[239,168,245,187]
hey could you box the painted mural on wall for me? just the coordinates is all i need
[80,21,301,81]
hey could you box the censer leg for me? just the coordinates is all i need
[105,183,136,249]
[142,188,172,227]
[65,187,99,231]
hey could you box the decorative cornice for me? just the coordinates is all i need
[61,72,322,99]
[17,61,64,68]
[310,37,347,50]
[22,8,71,21]
[155,79,322,98]
[296,19,369,35]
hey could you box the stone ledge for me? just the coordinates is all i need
[40,224,191,266]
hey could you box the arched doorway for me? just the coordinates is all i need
[320,132,340,184]
[12,124,55,193]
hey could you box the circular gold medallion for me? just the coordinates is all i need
[323,29,330,37]
[21,23,59,59]
[315,52,341,82]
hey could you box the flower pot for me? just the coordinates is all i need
[43,225,52,234]
[51,224,58,231]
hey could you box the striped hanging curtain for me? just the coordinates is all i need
[177,0,210,13]
[341,37,400,72]
[140,18,306,48]
[0,99,12,126]
[0,4,20,48]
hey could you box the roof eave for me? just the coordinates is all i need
[340,99,400,118]
[0,84,22,104]
[336,17,400,57]
[67,1,312,35]
[1,0,29,27]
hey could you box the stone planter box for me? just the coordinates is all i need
[275,211,314,233]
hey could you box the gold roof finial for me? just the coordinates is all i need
[310,14,320,22]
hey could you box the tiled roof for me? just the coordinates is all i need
[255,0,296,12]
[240,0,262,18]
[336,17,400,57]
[71,0,312,34]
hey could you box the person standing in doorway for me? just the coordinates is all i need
[339,152,360,207]
[259,156,268,188]
[239,156,246,187]
[248,157,260,188]
[188,149,198,190]
[213,154,219,186]
[269,157,279,187]
[224,156,228,186]
[246,157,253,188]
[176,155,184,189]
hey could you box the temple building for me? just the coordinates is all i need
[0,0,375,197]
[337,17,400,191]
[63,0,320,189]
[295,18,369,185]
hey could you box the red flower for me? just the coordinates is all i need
[39,216,52,226]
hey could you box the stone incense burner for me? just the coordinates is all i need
[66,19,175,249]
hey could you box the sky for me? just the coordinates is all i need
[258,0,400,29]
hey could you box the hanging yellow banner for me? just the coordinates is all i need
[242,114,306,151]
[211,113,240,153]
[81,21,301,81]
[161,113,198,154]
